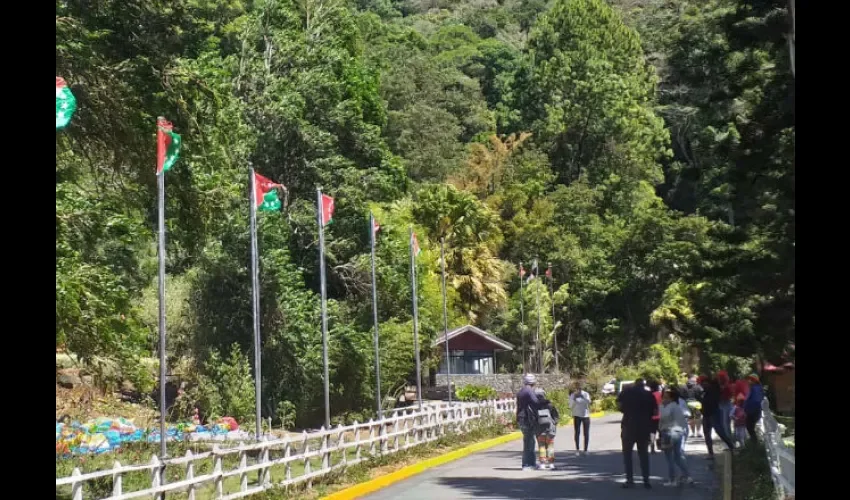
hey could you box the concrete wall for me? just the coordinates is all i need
[434,373,571,396]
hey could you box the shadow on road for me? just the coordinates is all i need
[436,450,708,499]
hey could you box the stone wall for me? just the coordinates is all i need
[434,373,571,397]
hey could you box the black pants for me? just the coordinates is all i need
[745,410,761,442]
[621,428,650,484]
[574,417,590,451]
[702,413,735,455]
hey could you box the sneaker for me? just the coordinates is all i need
[536,464,547,470]
[663,480,677,487]
[680,477,694,486]
[522,466,535,471]
[547,463,556,470]
[581,450,588,456]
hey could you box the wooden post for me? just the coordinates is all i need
[112,461,123,497]
[71,467,83,500]
[185,451,196,500]
[284,437,292,482]
[239,445,248,492]
[213,445,224,499]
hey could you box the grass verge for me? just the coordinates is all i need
[730,442,777,500]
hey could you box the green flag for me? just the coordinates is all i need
[56,77,77,130]
[156,117,182,174]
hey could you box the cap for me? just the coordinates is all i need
[523,374,537,385]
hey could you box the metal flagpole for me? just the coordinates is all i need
[549,262,558,373]
[409,228,423,410]
[156,145,168,460]
[369,212,383,419]
[317,188,331,428]
[519,262,526,372]
[249,167,263,439]
[440,238,452,404]
[534,259,541,373]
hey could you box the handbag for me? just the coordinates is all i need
[657,430,673,450]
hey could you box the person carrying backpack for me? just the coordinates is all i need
[534,388,560,470]
[516,374,541,470]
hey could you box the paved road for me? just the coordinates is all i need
[363,414,717,500]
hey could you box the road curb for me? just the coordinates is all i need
[320,431,523,500]
[590,411,606,418]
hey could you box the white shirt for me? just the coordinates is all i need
[569,390,592,418]
[659,401,688,433]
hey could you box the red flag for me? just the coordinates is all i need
[254,172,283,208]
[412,232,421,256]
[321,194,335,226]
[156,117,174,174]
[519,264,526,278]
[546,264,552,279]
[373,218,381,235]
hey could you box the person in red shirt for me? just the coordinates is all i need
[648,380,663,453]
[716,371,734,441]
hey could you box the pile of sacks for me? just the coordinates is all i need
[56,416,250,456]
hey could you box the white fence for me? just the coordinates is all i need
[56,399,517,500]
[757,398,795,498]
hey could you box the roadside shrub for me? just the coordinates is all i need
[456,384,497,401]
[600,396,619,412]
[545,388,571,421]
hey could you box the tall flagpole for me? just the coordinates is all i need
[549,262,558,373]
[249,167,263,439]
[519,262,526,373]
[440,238,452,404]
[317,188,331,428]
[409,228,423,410]
[535,259,541,373]
[369,212,383,418]
[156,119,168,460]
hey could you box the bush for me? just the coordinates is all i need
[545,389,571,421]
[732,441,776,500]
[600,395,619,412]
[455,384,497,401]
[176,344,255,424]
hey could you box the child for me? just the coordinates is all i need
[534,388,560,470]
[732,395,747,447]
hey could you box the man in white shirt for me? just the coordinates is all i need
[569,382,593,455]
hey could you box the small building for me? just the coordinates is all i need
[433,325,514,375]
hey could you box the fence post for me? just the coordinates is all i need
[71,467,83,500]
[150,455,163,500]
[284,437,292,483]
[112,460,123,497]
[368,419,377,456]
[238,443,248,492]
[380,418,388,454]
[337,424,346,466]
[260,441,271,487]
[353,421,362,462]
[213,445,224,499]
[321,426,330,471]
[303,431,313,489]
[185,450,196,500]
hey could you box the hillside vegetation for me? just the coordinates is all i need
[56,0,794,428]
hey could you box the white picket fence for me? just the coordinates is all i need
[757,398,795,498]
[56,399,517,500]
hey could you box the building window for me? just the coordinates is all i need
[439,350,494,375]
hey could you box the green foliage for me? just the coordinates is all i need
[455,384,497,402]
[194,344,256,423]
[545,388,571,422]
[55,0,793,429]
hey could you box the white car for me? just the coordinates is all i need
[602,379,617,395]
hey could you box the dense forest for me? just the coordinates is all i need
[56,0,794,427]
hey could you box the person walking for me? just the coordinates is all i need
[698,375,735,460]
[732,395,748,447]
[534,388,560,469]
[648,381,662,454]
[743,374,764,443]
[658,387,693,487]
[683,379,704,438]
[716,371,734,441]
[569,382,592,455]
[516,374,540,470]
[617,377,657,489]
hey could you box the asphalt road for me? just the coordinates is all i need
[362,414,718,500]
